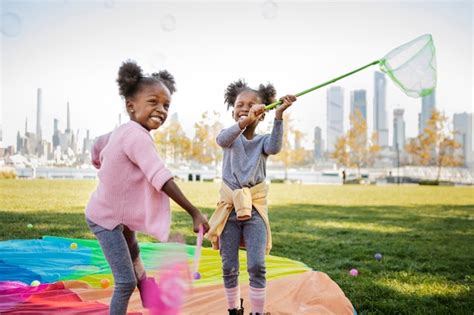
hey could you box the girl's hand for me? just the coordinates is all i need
[193,213,210,234]
[275,95,297,120]
[248,104,266,122]
[239,104,266,129]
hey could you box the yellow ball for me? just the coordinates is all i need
[70,243,78,250]
[100,278,110,289]
[31,280,40,287]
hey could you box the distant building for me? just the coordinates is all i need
[314,126,323,161]
[393,108,406,151]
[453,112,473,167]
[326,86,344,153]
[350,89,367,122]
[419,90,436,135]
[373,72,389,147]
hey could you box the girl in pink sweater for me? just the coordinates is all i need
[85,60,209,315]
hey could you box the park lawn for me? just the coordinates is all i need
[0,179,473,314]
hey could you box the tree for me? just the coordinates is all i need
[191,111,224,172]
[272,114,308,180]
[331,110,381,177]
[405,110,462,181]
[154,118,192,165]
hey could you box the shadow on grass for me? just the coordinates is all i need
[1,203,473,314]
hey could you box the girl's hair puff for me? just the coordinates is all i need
[117,60,177,99]
[224,79,276,109]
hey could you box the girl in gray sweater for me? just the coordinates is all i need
[215,79,296,315]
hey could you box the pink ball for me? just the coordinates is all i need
[349,268,359,277]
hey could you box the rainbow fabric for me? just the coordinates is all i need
[0,236,356,314]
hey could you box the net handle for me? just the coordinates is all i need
[264,60,381,110]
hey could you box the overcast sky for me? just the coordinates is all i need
[1,0,472,149]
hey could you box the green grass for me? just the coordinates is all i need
[0,179,473,314]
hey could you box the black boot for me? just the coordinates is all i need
[228,298,245,315]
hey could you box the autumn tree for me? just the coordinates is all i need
[405,109,462,181]
[191,111,224,172]
[271,114,309,180]
[331,110,381,177]
[154,118,192,165]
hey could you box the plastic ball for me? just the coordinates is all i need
[374,253,383,261]
[31,280,40,286]
[100,279,110,289]
[193,272,201,280]
[70,243,78,250]
[349,269,359,277]
[27,223,33,229]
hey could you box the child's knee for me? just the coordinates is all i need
[116,278,137,294]
[222,265,240,278]
[247,262,266,278]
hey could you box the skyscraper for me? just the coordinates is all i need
[66,102,71,133]
[313,126,323,161]
[350,89,367,121]
[419,90,436,135]
[36,88,42,142]
[326,86,344,153]
[453,112,473,167]
[393,109,405,151]
[52,118,60,149]
[373,72,388,147]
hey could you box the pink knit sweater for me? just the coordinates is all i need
[85,120,173,241]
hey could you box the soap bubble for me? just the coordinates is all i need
[261,1,278,20]
[161,14,176,32]
[1,12,22,37]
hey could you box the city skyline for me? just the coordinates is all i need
[1,1,472,150]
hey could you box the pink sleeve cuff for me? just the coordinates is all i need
[151,167,174,191]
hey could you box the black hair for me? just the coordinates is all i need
[224,79,276,109]
[116,60,176,99]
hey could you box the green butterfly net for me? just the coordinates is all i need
[266,34,437,110]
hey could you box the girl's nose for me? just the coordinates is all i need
[156,104,166,113]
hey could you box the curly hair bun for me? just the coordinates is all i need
[117,60,143,98]
[151,70,177,95]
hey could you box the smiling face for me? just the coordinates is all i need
[126,82,171,131]
[233,90,264,126]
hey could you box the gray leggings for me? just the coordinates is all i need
[219,208,267,289]
[86,218,140,315]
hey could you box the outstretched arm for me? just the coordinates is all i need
[263,95,296,155]
[162,179,210,234]
[216,124,243,148]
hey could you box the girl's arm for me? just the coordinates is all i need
[263,95,297,155]
[217,104,266,147]
[216,124,243,148]
[123,128,209,233]
[263,119,283,155]
[91,132,112,169]
[162,179,210,233]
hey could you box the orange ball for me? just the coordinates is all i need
[100,278,110,289]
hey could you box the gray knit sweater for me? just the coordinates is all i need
[216,119,283,190]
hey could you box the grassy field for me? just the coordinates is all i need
[0,179,473,314]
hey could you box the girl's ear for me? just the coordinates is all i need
[126,100,134,114]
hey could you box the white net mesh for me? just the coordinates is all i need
[379,34,437,98]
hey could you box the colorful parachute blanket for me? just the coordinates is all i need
[0,236,355,314]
